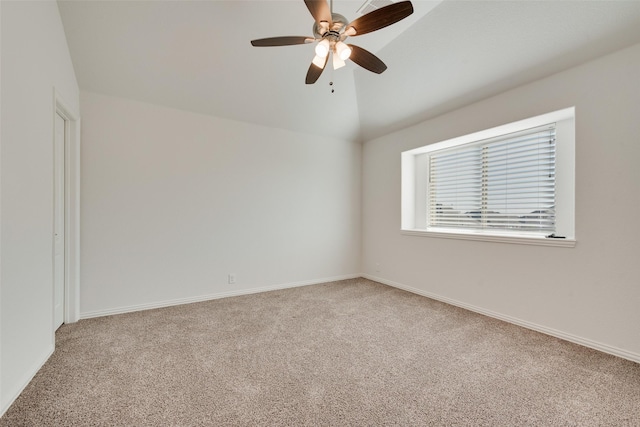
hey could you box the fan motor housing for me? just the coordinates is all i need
[313,13,349,38]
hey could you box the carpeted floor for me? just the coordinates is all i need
[2,278,639,426]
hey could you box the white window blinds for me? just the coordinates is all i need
[428,124,556,235]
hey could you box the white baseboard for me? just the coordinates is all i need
[1,344,54,418]
[80,274,361,320]
[362,273,640,364]
[78,272,640,364]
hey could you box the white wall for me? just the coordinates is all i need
[79,91,361,317]
[362,43,640,361]
[0,0,79,415]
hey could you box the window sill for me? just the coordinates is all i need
[401,228,576,247]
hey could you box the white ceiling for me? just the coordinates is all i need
[58,0,640,142]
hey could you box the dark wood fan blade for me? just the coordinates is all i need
[305,55,328,84]
[304,0,332,25]
[348,44,387,74]
[251,36,313,47]
[345,1,413,37]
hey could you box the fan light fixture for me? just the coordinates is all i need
[332,53,346,70]
[335,41,352,60]
[312,54,326,68]
[315,39,331,57]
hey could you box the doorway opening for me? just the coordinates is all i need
[54,111,65,329]
[53,89,81,336]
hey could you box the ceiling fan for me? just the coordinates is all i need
[250,0,414,84]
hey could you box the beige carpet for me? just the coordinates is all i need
[2,278,639,426]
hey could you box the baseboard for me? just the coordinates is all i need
[80,274,361,320]
[1,344,54,418]
[362,273,640,364]
[78,272,640,363]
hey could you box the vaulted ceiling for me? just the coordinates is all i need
[58,0,640,142]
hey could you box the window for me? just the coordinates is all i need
[401,108,575,247]
[429,124,556,233]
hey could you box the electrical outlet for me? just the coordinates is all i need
[228,273,236,284]
[375,263,380,273]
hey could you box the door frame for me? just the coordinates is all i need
[53,89,81,330]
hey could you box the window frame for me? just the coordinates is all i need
[401,108,576,247]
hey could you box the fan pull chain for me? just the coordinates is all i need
[327,52,337,93]
[329,63,335,93]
